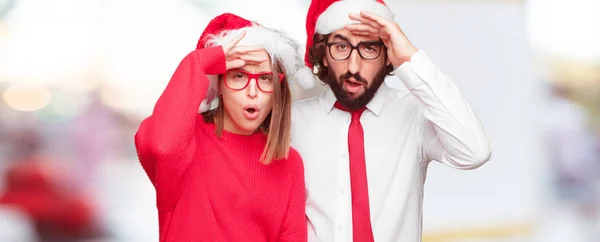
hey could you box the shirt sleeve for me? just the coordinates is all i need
[395,50,491,169]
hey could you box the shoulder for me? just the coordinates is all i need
[380,81,423,113]
[292,92,329,124]
[284,147,305,173]
[292,95,321,112]
[194,113,217,138]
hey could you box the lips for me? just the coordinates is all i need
[343,79,365,95]
[243,105,260,120]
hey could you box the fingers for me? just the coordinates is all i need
[345,23,379,34]
[232,46,265,54]
[226,59,245,70]
[223,31,246,53]
[359,11,393,28]
[346,30,378,37]
[227,46,266,59]
[227,48,268,63]
[349,13,383,30]
[221,30,268,71]
[225,52,269,71]
[355,11,406,42]
[237,53,268,63]
[223,31,265,56]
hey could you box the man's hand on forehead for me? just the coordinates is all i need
[345,10,418,68]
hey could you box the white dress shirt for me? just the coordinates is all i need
[291,50,492,242]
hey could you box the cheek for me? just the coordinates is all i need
[260,94,274,113]
[364,63,385,83]
[220,89,242,111]
[327,62,344,78]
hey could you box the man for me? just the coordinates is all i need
[291,0,492,241]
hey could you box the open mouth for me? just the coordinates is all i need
[343,79,365,94]
[243,105,260,120]
[345,79,363,87]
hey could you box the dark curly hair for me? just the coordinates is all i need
[307,33,395,83]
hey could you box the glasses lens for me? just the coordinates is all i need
[330,42,352,60]
[257,74,274,92]
[358,43,382,60]
[226,72,249,90]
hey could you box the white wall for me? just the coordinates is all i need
[383,1,548,232]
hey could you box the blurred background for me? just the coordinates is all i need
[0,0,599,241]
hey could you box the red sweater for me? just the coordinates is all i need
[134,46,306,242]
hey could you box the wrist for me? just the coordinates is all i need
[404,45,419,62]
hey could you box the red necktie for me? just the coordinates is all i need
[334,102,374,242]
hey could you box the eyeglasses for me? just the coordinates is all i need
[326,41,384,60]
[224,69,284,93]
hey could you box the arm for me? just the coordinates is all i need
[396,51,491,169]
[134,46,225,205]
[346,11,491,169]
[278,152,307,242]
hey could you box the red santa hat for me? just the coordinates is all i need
[196,13,307,111]
[298,0,395,87]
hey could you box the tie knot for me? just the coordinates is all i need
[334,102,366,120]
[351,109,365,120]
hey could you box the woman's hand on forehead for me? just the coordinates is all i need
[223,31,269,71]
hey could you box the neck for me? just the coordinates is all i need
[219,109,254,136]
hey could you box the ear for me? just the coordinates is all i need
[323,55,329,67]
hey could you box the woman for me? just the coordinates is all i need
[134,13,308,242]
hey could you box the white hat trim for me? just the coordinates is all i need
[205,25,310,89]
[198,25,311,112]
[315,0,395,34]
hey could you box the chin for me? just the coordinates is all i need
[342,90,363,99]
[232,113,269,134]
[241,120,264,133]
[348,92,364,99]
[239,124,259,133]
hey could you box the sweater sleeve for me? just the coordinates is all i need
[278,150,307,242]
[134,46,226,209]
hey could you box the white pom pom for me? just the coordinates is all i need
[198,99,212,113]
[296,67,318,89]
[198,75,219,113]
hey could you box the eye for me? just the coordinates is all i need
[336,43,349,51]
[363,44,379,53]
[259,75,273,81]
[234,73,245,79]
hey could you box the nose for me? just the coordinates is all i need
[246,78,258,98]
[348,49,361,74]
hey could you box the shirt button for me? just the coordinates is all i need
[341,153,347,158]
[339,189,345,195]
[337,225,343,231]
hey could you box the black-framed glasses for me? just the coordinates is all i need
[326,41,384,60]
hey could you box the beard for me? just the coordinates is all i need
[327,67,387,111]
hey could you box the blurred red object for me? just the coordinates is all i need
[0,157,99,240]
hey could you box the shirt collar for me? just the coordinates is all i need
[318,82,393,117]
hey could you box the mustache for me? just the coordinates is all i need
[340,72,367,86]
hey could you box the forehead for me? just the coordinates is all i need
[327,28,380,44]
[240,49,272,72]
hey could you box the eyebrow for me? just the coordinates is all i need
[231,68,272,74]
[332,34,381,45]
[333,34,350,42]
